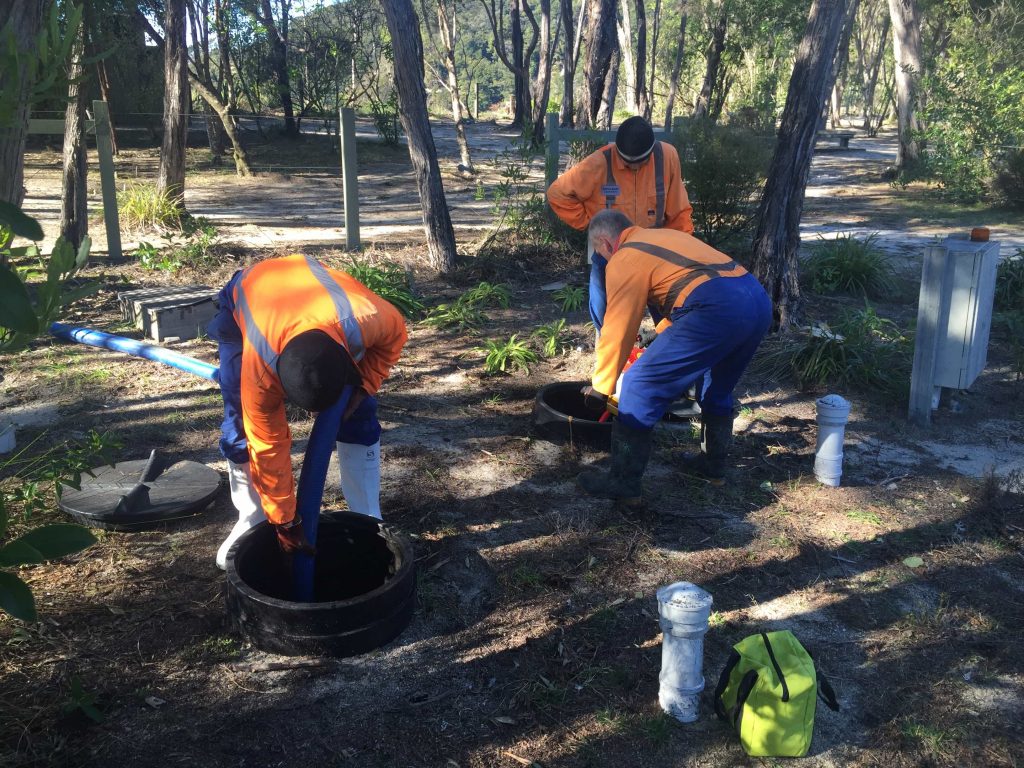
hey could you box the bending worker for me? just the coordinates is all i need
[578,210,771,503]
[209,254,408,569]
[546,116,693,333]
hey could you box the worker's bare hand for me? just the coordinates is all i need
[343,387,368,421]
[274,518,316,557]
[581,386,608,412]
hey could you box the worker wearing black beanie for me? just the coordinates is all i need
[547,115,694,335]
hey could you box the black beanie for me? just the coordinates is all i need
[615,116,656,162]
[278,330,360,412]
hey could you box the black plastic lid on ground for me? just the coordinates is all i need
[59,450,222,531]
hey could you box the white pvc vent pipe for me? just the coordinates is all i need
[657,582,713,723]
[814,394,851,487]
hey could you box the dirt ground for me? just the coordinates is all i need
[2,119,1023,768]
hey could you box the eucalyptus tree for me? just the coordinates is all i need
[886,0,922,168]
[157,0,189,210]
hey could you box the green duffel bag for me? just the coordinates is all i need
[713,630,840,757]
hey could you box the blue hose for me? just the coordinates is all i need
[291,385,353,602]
[49,323,220,381]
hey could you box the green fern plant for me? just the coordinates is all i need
[532,318,571,358]
[480,334,538,374]
[552,285,586,312]
[461,281,511,308]
[345,258,424,318]
[424,301,485,330]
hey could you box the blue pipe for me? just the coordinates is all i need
[49,323,220,381]
[292,385,353,602]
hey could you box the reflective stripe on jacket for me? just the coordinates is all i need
[592,227,747,396]
[233,254,408,524]
[546,141,694,233]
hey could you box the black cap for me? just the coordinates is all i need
[277,330,360,412]
[615,116,656,162]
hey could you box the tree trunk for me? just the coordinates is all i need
[858,12,889,131]
[0,1,46,210]
[60,27,88,250]
[663,0,688,130]
[633,0,649,118]
[829,0,859,128]
[692,10,726,120]
[260,0,297,137]
[646,0,661,120]
[582,0,617,127]
[380,0,457,273]
[190,75,254,176]
[529,0,554,141]
[750,0,850,328]
[510,0,530,128]
[596,45,620,129]
[886,0,922,168]
[158,0,189,210]
[616,0,636,112]
[436,0,474,171]
[557,0,577,127]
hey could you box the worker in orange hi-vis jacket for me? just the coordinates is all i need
[207,254,408,569]
[546,116,694,334]
[577,210,772,506]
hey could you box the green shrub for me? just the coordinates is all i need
[460,281,511,308]
[994,252,1024,312]
[552,285,586,313]
[673,118,772,248]
[135,242,180,273]
[480,334,538,374]
[753,304,912,397]
[532,318,571,358]
[803,233,895,297]
[424,300,485,330]
[345,258,424,318]
[368,92,401,145]
[117,182,183,232]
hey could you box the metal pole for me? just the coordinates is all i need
[545,112,560,188]
[339,107,361,251]
[92,100,122,259]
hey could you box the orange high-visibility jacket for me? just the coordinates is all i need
[592,227,747,395]
[547,141,694,233]
[233,254,408,524]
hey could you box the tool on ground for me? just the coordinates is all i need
[713,630,840,756]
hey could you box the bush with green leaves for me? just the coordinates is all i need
[368,92,401,145]
[345,258,424,318]
[672,118,772,249]
[994,149,1024,209]
[532,318,571,358]
[802,233,895,298]
[552,285,586,313]
[753,304,912,397]
[480,334,538,375]
[993,252,1024,379]
[0,430,121,621]
[0,208,96,353]
[424,281,511,330]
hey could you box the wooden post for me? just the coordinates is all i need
[544,112,560,188]
[908,241,952,426]
[92,100,122,259]
[339,107,361,251]
[473,82,479,121]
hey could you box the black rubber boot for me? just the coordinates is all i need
[678,413,734,485]
[578,422,653,504]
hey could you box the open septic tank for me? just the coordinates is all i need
[225,511,416,657]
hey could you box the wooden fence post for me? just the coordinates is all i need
[544,112,560,188]
[92,100,122,259]
[339,107,361,251]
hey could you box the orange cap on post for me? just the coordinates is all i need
[970,227,990,242]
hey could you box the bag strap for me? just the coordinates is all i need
[817,670,840,711]
[731,669,759,728]
[713,650,741,721]
[760,632,790,702]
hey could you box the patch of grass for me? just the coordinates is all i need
[345,258,424,318]
[423,300,485,330]
[117,182,183,232]
[182,635,241,661]
[480,335,538,375]
[753,303,912,397]
[803,233,895,297]
[505,565,543,591]
[636,713,673,747]
[460,281,511,308]
[532,318,571,358]
[552,285,586,313]
[901,719,957,755]
[847,508,883,526]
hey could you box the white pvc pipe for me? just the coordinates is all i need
[814,394,851,487]
[657,582,713,723]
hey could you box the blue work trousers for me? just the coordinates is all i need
[208,270,381,465]
[617,273,772,430]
